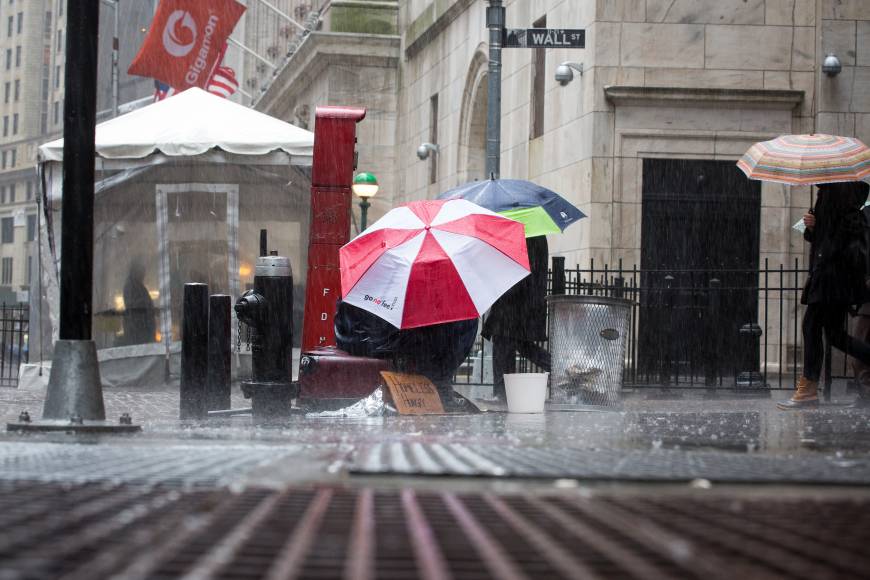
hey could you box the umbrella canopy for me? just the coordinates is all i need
[340,199,530,329]
[737,134,870,186]
[437,178,586,237]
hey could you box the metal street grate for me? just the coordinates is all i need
[0,442,296,487]
[0,481,868,579]
[349,442,870,484]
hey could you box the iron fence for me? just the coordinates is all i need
[0,303,28,387]
[454,259,839,393]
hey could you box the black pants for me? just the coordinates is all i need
[491,336,551,398]
[803,303,870,381]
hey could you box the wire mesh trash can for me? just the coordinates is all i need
[548,295,632,407]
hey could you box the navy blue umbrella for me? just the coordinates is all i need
[437,178,586,237]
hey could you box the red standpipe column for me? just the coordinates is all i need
[301,106,366,352]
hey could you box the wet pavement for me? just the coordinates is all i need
[2,382,870,579]
[1,381,869,488]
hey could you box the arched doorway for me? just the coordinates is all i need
[458,49,488,184]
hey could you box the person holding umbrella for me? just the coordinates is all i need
[738,133,870,409]
[779,181,870,409]
[437,178,586,402]
[338,198,532,407]
[481,235,551,401]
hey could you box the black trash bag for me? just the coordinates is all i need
[335,300,478,386]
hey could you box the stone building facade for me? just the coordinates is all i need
[256,0,869,375]
[394,0,869,374]
[397,0,868,265]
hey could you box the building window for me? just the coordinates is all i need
[12,113,17,135]
[1,257,12,284]
[8,183,14,203]
[56,29,62,52]
[25,180,31,200]
[54,65,60,88]
[2,218,13,244]
[15,45,20,67]
[7,16,12,37]
[26,214,35,241]
[530,15,547,140]
[58,0,63,17]
[53,101,59,125]
[3,82,8,104]
[5,49,10,70]
[26,255,31,286]
[44,11,52,35]
[1,151,6,169]
[0,186,5,204]
[429,93,439,185]
[16,12,22,34]
[3,116,7,137]
[10,149,15,167]
[13,79,18,101]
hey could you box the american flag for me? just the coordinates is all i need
[208,66,239,99]
[153,65,239,102]
[153,80,175,101]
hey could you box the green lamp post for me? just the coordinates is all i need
[352,172,379,231]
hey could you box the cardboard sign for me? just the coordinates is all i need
[380,372,444,415]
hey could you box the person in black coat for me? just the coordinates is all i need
[779,181,870,409]
[482,235,551,400]
[850,202,870,407]
[120,258,156,346]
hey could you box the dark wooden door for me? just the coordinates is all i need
[639,159,761,384]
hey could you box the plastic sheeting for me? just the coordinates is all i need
[335,300,478,387]
[33,161,312,390]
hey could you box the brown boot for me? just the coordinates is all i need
[777,376,819,409]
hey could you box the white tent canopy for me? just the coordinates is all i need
[39,87,313,163]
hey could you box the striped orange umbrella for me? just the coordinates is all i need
[737,134,870,186]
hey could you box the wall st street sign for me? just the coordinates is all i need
[503,28,585,49]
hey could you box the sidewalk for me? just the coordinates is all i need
[1,383,869,578]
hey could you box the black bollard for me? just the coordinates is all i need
[705,278,722,388]
[181,283,209,419]
[207,295,232,412]
[551,256,566,295]
[259,228,268,257]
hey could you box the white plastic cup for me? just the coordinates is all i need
[504,372,548,413]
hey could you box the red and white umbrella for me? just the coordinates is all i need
[340,199,530,329]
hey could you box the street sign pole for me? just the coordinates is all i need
[485,1,584,182]
[10,0,141,432]
[485,0,505,180]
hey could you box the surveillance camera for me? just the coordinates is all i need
[417,143,439,161]
[555,64,574,86]
[555,62,583,87]
[822,54,842,77]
